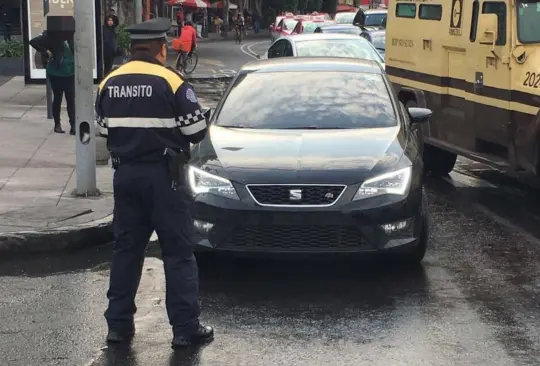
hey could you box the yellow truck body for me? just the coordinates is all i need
[385,0,540,176]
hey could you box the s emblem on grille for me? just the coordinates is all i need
[325,192,334,199]
[289,189,302,201]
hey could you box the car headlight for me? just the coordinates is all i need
[353,167,412,200]
[187,166,239,200]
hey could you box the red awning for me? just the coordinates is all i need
[168,0,208,8]
[336,4,358,12]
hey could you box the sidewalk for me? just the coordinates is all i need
[0,77,114,256]
[0,76,223,256]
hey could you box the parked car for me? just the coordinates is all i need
[188,57,431,263]
[262,33,385,68]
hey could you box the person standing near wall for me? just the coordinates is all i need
[103,15,117,76]
[0,6,11,41]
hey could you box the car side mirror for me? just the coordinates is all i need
[275,27,282,32]
[408,107,432,124]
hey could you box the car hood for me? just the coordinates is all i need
[195,125,407,185]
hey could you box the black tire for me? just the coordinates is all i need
[405,100,457,175]
[183,52,198,75]
[423,145,457,175]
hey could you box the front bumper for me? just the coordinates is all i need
[191,183,425,255]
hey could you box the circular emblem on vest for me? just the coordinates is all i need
[186,88,198,103]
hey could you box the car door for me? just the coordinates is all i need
[267,40,287,58]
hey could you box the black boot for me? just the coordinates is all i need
[54,123,65,134]
[106,324,135,343]
[171,325,214,348]
[69,126,76,135]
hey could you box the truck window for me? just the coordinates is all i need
[482,1,507,45]
[419,4,442,20]
[470,0,480,42]
[517,0,540,43]
[396,4,416,18]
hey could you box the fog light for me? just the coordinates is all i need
[381,220,409,234]
[194,219,214,233]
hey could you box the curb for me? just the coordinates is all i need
[0,214,114,257]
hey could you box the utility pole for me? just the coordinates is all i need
[135,0,143,24]
[73,0,98,196]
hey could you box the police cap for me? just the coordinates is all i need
[125,18,171,40]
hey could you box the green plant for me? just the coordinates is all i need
[116,24,131,53]
[0,40,24,58]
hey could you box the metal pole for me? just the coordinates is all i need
[46,76,53,119]
[135,0,143,24]
[74,0,98,196]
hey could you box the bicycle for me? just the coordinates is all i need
[175,50,199,75]
[235,26,243,44]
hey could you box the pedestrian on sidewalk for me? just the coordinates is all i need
[0,6,11,41]
[29,32,76,135]
[102,15,117,76]
[95,17,213,349]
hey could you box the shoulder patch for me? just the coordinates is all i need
[186,88,198,103]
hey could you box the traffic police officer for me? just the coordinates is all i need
[94,17,213,348]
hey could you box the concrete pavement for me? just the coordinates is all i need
[0,77,114,255]
[0,76,222,256]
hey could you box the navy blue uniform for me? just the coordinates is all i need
[95,54,208,337]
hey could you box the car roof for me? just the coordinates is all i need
[283,33,366,42]
[318,24,359,30]
[364,9,387,14]
[362,29,386,35]
[241,57,383,74]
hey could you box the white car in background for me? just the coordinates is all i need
[261,33,385,69]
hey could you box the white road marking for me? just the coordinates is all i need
[240,40,268,60]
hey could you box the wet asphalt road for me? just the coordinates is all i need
[2,158,540,366]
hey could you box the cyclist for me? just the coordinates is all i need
[234,13,245,41]
[174,21,197,69]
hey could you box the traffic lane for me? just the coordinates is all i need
[166,39,260,77]
[87,177,540,365]
[2,177,540,365]
[438,157,540,241]
[246,39,272,59]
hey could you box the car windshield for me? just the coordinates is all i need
[295,39,384,62]
[517,0,540,43]
[215,71,396,130]
[364,13,386,26]
[303,21,333,33]
[335,12,356,24]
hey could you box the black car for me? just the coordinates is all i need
[188,57,432,263]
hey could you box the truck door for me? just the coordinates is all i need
[469,0,512,148]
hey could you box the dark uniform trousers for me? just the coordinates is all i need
[105,160,201,336]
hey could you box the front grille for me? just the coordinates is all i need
[246,185,346,206]
[220,225,369,251]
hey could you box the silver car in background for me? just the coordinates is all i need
[260,33,385,68]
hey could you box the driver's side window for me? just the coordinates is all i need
[283,41,293,56]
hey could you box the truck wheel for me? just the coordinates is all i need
[423,144,457,175]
